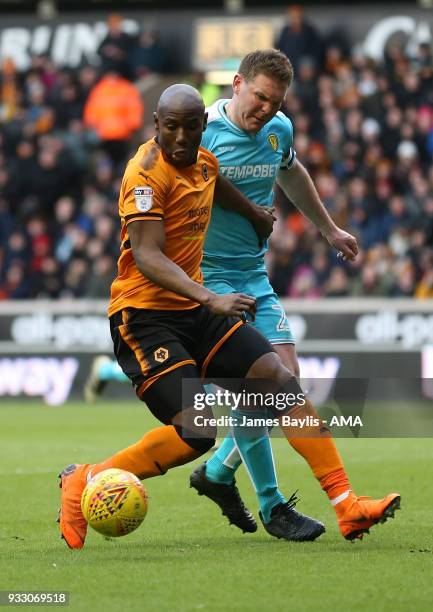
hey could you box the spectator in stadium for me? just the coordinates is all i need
[83,70,144,166]
[30,145,70,215]
[275,5,324,73]
[389,258,417,297]
[62,256,89,298]
[52,81,84,130]
[130,29,167,79]
[0,261,29,299]
[26,216,51,273]
[97,13,134,79]
[85,254,117,298]
[77,66,99,103]
[0,58,19,122]
[29,256,62,298]
[323,266,351,297]
[351,262,392,297]
[1,231,29,283]
[289,264,321,298]
[416,268,433,299]
[6,139,38,205]
[23,71,55,136]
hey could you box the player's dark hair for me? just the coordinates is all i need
[238,49,294,86]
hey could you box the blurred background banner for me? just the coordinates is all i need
[0,299,431,404]
[0,349,426,405]
[1,299,433,350]
[0,6,432,73]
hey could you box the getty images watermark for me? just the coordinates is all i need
[192,388,316,428]
[180,378,433,438]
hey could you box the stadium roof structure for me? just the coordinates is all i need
[0,0,421,13]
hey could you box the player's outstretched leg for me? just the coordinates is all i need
[229,409,325,542]
[191,434,270,535]
[192,321,325,542]
[190,429,258,532]
[206,410,401,541]
[258,490,325,542]
[84,356,129,403]
[278,401,401,541]
[58,424,210,549]
[336,494,401,541]
[190,462,257,533]
[58,463,91,549]
[191,416,325,542]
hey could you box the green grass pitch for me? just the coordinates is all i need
[1,401,432,611]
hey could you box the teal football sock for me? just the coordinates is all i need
[205,382,242,485]
[99,360,129,383]
[205,436,242,485]
[231,411,286,523]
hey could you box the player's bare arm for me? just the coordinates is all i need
[215,174,276,241]
[277,159,358,261]
[128,220,256,319]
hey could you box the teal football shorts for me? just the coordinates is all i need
[202,260,295,345]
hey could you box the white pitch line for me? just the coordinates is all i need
[0,467,55,476]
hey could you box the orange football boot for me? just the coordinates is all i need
[58,463,91,549]
[337,492,401,541]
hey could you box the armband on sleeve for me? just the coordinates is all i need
[279,147,297,171]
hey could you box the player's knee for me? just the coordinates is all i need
[184,434,216,455]
[291,359,300,379]
[274,376,305,415]
[173,423,216,454]
[247,351,293,383]
[246,353,305,416]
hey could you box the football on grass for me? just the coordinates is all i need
[81,468,148,537]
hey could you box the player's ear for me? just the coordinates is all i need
[153,111,159,134]
[233,74,242,95]
[203,111,208,132]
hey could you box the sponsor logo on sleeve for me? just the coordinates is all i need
[268,134,279,151]
[134,186,153,212]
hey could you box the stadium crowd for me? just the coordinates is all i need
[0,10,432,299]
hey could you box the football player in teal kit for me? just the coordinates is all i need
[190,49,399,542]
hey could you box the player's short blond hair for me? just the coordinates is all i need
[238,49,294,86]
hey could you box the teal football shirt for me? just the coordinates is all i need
[201,98,296,265]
